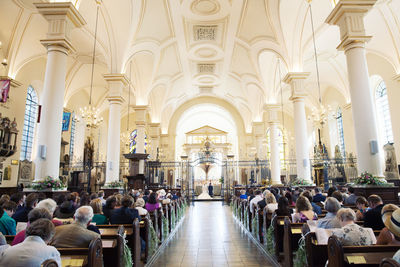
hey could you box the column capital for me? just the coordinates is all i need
[264,104,281,124]
[133,105,148,123]
[149,123,161,138]
[103,73,129,86]
[104,73,129,100]
[283,72,309,101]
[107,96,124,104]
[325,0,376,51]
[35,2,85,53]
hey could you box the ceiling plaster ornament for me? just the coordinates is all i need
[193,25,217,41]
[191,0,221,16]
[197,63,215,73]
[188,44,224,61]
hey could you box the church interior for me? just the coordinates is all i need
[1,0,400,266]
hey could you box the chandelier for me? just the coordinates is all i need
[80,3,103,129]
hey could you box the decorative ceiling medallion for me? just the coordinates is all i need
[191,0,220,16]
[199,86,213,94]
[194,25,217,41]
[196,47,217,58]
[197,63,215,73]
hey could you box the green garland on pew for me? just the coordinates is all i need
[293,233,308,267]
[122,235,133,267]
[265,217,275,256]
[252,215,259,239]
[244,208,248,229]
[148,220,160,258]
[171,207,176,229]
[237,205,242,222]
[162,215,169,242]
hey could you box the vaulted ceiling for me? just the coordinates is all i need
[1,0,400,132]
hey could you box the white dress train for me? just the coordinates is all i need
[197,184,213,199]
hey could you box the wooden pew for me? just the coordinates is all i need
[381,258,400,267]
[256,205,264,243]
[141,216,151,263]
[283,217,304,267]
[273,215,286,261]
[58,238,103,267]
[327,235,400,267]
[42,259,58,267]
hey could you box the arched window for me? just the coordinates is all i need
[129,129,148,153]
[336,108,345,157]
[266,128,285,165]
[20,86,38,161]
[375,81,393,144]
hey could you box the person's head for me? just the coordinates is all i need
[295,196,312,213]
[144,190,150,196]
[278,196,290,211]
[90,193,98,201]
[381,204,399,223]
[79,193,90,206]
[240,190,246,195]
[105,196,117,209]
[285,192,293,204]
[367,195,383,209]
[336,208,356,227]
[314,187,321,194]
[37,193,46,202]
[135,198,145,208]
[2,200,17,217]
[121,196,134,208]
[300,191,313,203]
[115,194,123,207]
[26,218,55,243]
[324,197,341,214]
[148,192,158,204]
[90,198,103,214]
[383,208,400,240]
[26,193,39,209]
[348,187,355,194]
[255,190,262,196]
[327,186,337,197]
[98,190,104,198]
[74,206,94,225]
[56,194,67,205]
[265,193,277,204]
[28,208,52,224]
[0,194,10,203]
[10,192,24,206]
[36,198,57,215]
[355,196,368,209]
[331,191,344,204]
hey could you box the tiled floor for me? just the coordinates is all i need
[151,202,274,267]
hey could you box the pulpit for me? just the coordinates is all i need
[124,153,148,190]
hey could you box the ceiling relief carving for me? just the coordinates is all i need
[190,0,220,16]
[193,25,217,41]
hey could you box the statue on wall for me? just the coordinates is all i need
[384,143,399,178]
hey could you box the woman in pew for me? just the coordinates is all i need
[90,198,108,225]
[145,192,160,212]
[110,195,140,224]
[331,208,374,246]
[0,218,61,267]
[275,197,293,216]
[293,196,317,223]
[103,196,117,220]
[0,204,16,235]
[135,198,149,216]
[355,196,369,221]
[377,205,400,245]
[285,192,295,206]
[317,197,342,229]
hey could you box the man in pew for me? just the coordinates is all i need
[110,195,140,224]
[312,187,326,203]
[12,193,38,223]
[50,206,100,248]
[249,190,263,214]
[0,218,61,267]
[345,186,357,205]
[364,194,385,230]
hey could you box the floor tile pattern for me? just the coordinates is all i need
[151,202,274,267]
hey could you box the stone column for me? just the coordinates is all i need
[133,106,148,174]
[104,74,128,183]
[283,73,312,182]
[34,3,85,180]
[326,0,382,176]
[149,123,161,183]
[252,122,264,183]
[265,104,282,185]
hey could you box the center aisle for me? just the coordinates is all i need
[150,202,274,267]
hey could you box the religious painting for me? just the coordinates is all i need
[3,166,11,180]
[0,79,10,103]
[62,112,71,131]
[129,129,148,154]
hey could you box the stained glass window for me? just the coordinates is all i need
[129,129,148,153]
[336,108,345,157]
[20,86,38,161]
[69,113,76,158]
[375,81,393,144]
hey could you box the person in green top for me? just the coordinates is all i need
[90,198,108,225]
[0,205,16,235]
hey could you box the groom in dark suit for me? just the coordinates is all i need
[208,182,213,197]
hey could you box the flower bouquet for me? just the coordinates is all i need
[32,176,66,191]
[354,172,387,186]
[103,181,124,188]
[291,178,313,186]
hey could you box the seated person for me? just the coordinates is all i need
[292,196,317,223]
[103,196,117,220]
[249,190,263,214]
[0,205,16,235]
[264,193,278,213]
[327,186,337,197]
[10,193,24,212]
[302,191,322,215]
[90,199,108,225]
[110,196,140,224]
[239,190,247,200]
[2,201,17,217]
[36,199,62,226]
[355,196,369,221]
[257,190,270,210]
[145,193,160,212]
[0,232,9,254]
[135,198,149,216]
[345,187,357,205]
[50,206,100,248]
[331,208,374,246]
[275,197,293,217]
[0,218,61,267]
[312,187,326,203]
[376,204,400,245]
[331,191,344,206]
[12,208,53,246]
[12,193,38,223]
[54,198,76,219]
[363,195,385,230]
[317,197,341,229]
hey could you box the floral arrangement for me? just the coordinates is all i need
[103,181,124,188]
[354,171,387,186]
[291,178,313,186]
[32,176,66,190]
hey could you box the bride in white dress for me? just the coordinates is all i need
[198,183,213,199]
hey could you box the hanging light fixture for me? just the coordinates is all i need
[80,3,103,128]
[120,62,132,148]
[307,0,332,126]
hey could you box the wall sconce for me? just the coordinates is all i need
[1,59,7,67]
